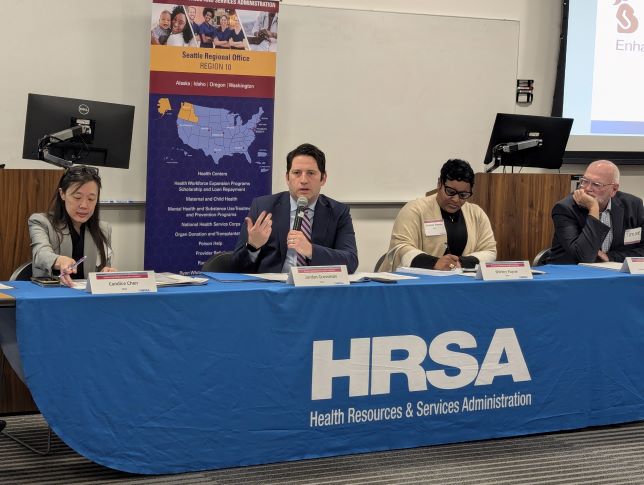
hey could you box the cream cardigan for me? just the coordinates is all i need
[379,194,496,271]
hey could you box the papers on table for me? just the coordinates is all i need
[68,273,209,291]
[248,273,289,282]
[351,272,418,282]
[579,262,623,271]
[0,283,14,290]
[70,280,87,290]
[155,272,208,287]
[396,266,462,277]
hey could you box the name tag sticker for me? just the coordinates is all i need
[476,261,533,281]
[620,257,644,274]
[424,219,447,236]
[288,265,349,286]
[624,227,641,245]
[87,271,157,294]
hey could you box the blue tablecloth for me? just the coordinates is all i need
[2,265,644,473]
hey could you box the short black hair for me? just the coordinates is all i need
[203,8,214,17]
[439,159,475,187]
[286,143,326,174]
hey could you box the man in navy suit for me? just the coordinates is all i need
[232,143,359,273]
[549,160,644,264]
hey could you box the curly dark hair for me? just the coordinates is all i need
[439,159,475,187]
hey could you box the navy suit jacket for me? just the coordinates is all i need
[548,191,644,264]
[232,192,359,273]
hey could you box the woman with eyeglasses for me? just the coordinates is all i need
[379,159,497,271]
[28,165,117,287]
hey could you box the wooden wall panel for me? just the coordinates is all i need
[1,169,62,414]
[470,173,572,262]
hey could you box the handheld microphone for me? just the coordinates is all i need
[292,196,308,230]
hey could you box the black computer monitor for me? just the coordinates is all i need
[483,113,573,172]
[22,93,135,169]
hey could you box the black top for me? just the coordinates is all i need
[69,225,86,279]
[411,209,479,269]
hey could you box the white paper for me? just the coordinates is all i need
[396,266,462,277]
[351,272,418,282]
[155,272,208,286]
[248,273,289,282]
[579,262,623,271]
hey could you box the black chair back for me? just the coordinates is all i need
[10,261,33,281]
[532,248,551,267]
[374,253,387,272]
[201,252,235,273]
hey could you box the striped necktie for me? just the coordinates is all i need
[600,209,612,253]
[297,208,311,266]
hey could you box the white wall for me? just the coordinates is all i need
[5,0,642,272]
[283,0,566,271]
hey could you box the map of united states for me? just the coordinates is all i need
[168,101,263,164]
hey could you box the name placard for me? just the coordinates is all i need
[620,257,644,274]
[476,261,533,281]
[288,265,350,286]
[87,271,158,294]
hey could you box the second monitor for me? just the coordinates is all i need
[23,93,135,169]
[483,113,573,173]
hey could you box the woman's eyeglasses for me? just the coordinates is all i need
[443,184,473,200]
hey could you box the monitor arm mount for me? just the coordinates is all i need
[486,138,543,173]
[38,124,91,168]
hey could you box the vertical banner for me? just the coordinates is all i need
[145,0,279,273]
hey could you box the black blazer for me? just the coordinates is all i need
[548,191,644,264]
[232,192,359,273]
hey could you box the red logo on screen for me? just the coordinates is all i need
[615,0,639,33]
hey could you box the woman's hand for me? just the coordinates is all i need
[54,256,77,287]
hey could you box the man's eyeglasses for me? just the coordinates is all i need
[443,184,473,200]
[579,177,615,190]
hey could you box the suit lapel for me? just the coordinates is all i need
[275,192,290,262]
[311,196,330,245]
[610,195,625,247]
[59,228,73,262]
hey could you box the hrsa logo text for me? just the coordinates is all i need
[616,0,639,33]
[311,328,531,400]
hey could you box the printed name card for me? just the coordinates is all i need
[87,271,157,294]
[288,265,350,286]
[476,261,533,281]
[620,257,644,274]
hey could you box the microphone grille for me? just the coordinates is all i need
[297,196,308,208]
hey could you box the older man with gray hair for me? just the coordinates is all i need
[549,160,644,264]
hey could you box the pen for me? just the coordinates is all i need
[60,256,87,279]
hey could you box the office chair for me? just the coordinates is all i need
[9,261,32,281]
[201,251,235,273]
[374,253,387,272]
[533,248,551,267]
[0,356,52,455]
